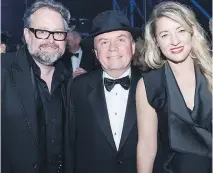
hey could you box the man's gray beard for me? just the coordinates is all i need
[27,45,63,66]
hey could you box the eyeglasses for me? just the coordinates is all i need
[28,28,67,41]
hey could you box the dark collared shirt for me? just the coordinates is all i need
[27,52,72,173]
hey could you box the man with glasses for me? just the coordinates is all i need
[2,1,74,173]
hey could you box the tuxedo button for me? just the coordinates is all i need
[116,160,123,164]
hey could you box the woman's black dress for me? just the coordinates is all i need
[143,63,212,173]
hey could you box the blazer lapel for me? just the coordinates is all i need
[165,63,212,157]
[11,48,39,151]
[88,70,117,151]
[165,63,194,124]
[119,67,141,151]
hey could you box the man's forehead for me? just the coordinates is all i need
[31,7,58,18]
[30,7,64,29]
[95,30,132,40]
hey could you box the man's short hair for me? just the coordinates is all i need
[23,0,71,31]
[68,28,82,40]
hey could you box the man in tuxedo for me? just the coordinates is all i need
[1,1,74,173]
[62,29,97,78]
[71,10,142,173]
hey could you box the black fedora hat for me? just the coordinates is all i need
[82,10,142,44]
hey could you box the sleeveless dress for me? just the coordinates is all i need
[143,63,212,173]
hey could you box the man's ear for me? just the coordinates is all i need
[23,28,30,44]
[93,48,98,59]
[93,39,98,59]
[132,41,136,55]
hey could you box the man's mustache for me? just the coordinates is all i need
[39,44,59,49]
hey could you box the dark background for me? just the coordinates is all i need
[1,0,212,46]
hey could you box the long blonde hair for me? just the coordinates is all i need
[138,1,212,92]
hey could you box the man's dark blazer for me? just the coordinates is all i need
[1,47,74,173]
[71,67,141,173]
[61,46,98,72]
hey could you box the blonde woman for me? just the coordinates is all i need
[136,1,212,173]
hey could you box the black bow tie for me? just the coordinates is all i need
[71,53,79,57]
[104,76,130,92]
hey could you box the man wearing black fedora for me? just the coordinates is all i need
[71,10,142,173]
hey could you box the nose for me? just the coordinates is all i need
[47,33,55,43]
[170,33,180,46]
[109,41,118,52]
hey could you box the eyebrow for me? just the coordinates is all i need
[117,34,128,38]
[35,27,64,31]
[176,26,183,30]
[97,38,108,42]
[159,31,168,35]
[97,34,129,42]
[158,26,183,35]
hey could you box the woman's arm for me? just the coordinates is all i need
[136,78,158,173]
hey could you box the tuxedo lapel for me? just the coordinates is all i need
[79,48,96,72]
[88,70,117,150]
[10,48,39,151]
[79,51,84,68]
[119,67,141,151]
[79,50,92,71]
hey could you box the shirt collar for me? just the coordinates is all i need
[26,48,72,82]
[103,67,131,80]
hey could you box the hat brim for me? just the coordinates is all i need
[81,27,142,46]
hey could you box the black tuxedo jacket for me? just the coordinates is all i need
[71,67,142,173]
[1,47,74,173]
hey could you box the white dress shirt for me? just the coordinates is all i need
[71,47,83,72]
[103,68,131,150]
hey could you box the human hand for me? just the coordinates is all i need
[73,67,87,78]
